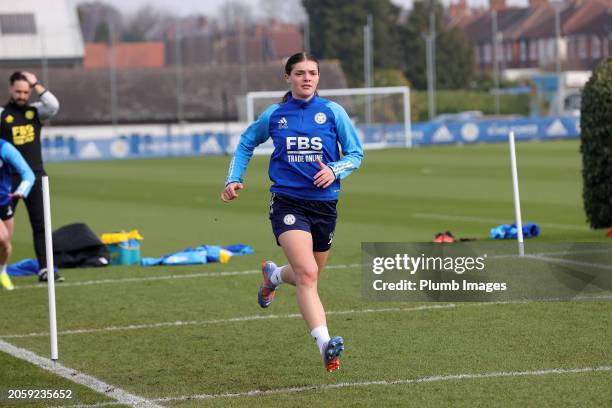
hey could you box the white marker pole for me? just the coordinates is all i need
[508,132,525,257]
[42,176,58,360]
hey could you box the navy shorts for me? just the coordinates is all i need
[0,204,13,221]
[269,193,337,252]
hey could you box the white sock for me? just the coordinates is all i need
[270,266,284,286]
[0,265,6,275]
[311,325,331,357]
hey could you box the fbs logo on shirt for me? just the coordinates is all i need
[286,136,323,163]
[286,136,322,152]
[12,124,35,145]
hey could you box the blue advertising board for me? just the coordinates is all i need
[41,116,580,162]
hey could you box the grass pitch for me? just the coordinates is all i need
[0,139,610,407]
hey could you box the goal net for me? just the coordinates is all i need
[244,86,412,149]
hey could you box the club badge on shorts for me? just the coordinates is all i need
[284,214,296,225]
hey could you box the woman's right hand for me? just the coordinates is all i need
[221,182,244,203]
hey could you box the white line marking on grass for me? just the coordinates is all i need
[526,255,612,271]
[152,366,612,401]
[12,263,362,291]
[0,339,162,408]
[4,292,612,339]
[0,304,456,339]
[413,212,588,231]
[51,403,123,408]
[53,365,612,407]
[4,293,612,340]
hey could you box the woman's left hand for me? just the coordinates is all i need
[313,159,336,188]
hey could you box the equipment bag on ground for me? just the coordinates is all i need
[53,223,110,268]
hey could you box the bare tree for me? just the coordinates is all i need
[122,4,175,42]
[258,0,306,23]
[218,0,254,29]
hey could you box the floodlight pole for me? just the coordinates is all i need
[108,19,118,136]
[175,18,184,124]
[304,15,310,53]
[554,2,563,115]
[492,10,500,115]
[508,132,525,256]
[423,9,436,120]
[363,14,374,124]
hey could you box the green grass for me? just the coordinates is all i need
[0,140,610,407]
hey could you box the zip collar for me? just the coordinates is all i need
[287,94,318,108]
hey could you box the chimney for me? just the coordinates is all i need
[489,0,507,11]
[529,0,549,7]
[449,0,469,19]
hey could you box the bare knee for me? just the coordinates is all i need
[293,263,319,288]
[0,236,11,255]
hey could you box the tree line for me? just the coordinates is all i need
[303,0,474,90]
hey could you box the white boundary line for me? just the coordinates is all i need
[0,340,162,408]
[11,263,362,291]
[50,365,612,407]
[11,248,612,291]
[412,212,588,231]
[4,294,612,339]
[526,255,612,271]
[0,304,456,339]
[152,366,612,402]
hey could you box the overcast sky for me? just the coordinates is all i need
[73,0,529,18]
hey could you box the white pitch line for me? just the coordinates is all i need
[50,365,612,408]
[152,366,612,402]
[526,255,612,271]
[0,340,162,408]
[11,263,362,291]
[412,212,588,231]
[0,304,456,339]
[4,293,612,340]
[51,403,122,408]
[10,249,612,292]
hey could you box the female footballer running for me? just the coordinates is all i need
[221,52,363,372]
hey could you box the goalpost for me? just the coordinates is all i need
[245,86,412,148]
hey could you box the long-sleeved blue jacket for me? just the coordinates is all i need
[0,139,34,205]
[226,95,363,200]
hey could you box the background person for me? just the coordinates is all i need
[0,71,62,282]
[0,139,35,290]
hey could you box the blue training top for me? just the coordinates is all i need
[226,95,363,200]
[0,139,34,206]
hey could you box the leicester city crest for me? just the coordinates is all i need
[314,112,327,124]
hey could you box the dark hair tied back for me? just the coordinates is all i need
[281,52,320,103]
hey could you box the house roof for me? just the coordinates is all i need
[521,3,571,38]
[84,42,165,69]
[564,0,611,35]
[460,0,611,43]
[462,7,532,43]
[0,60,347,124]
